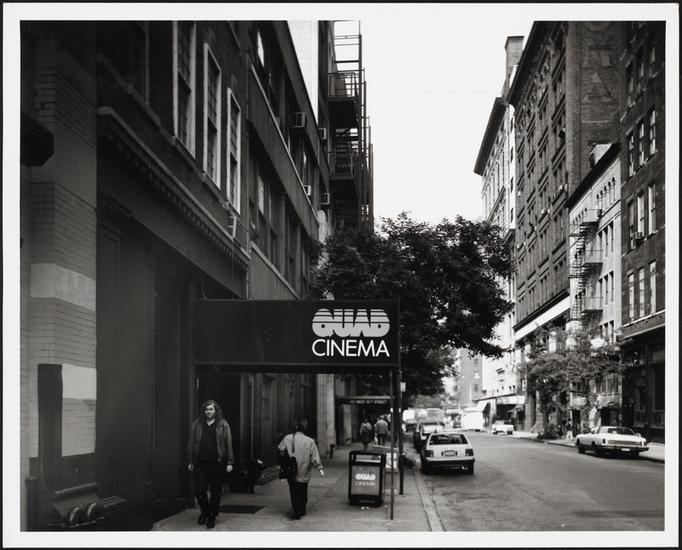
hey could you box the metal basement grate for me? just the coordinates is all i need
[219,504,264,514]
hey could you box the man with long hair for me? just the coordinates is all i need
[187,399,234,528]
[277,418,324,520]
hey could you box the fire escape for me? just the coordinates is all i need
[568,209,603,322]
[327,21,373,231]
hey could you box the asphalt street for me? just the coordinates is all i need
[417,431,664,531]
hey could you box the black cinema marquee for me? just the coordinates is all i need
[192,300,400,373]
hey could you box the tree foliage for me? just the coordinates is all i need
[524,325,623,423]
[309,213,513,401]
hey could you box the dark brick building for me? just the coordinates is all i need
[508,22,624,430]
[20,20,373,530]
[617,22,666,442]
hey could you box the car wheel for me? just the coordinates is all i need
[592,443,602,457]
[466,463,474,475]
[577,442,585,454]
[421,463,430,474]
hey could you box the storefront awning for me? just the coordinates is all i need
[465,400,491,412]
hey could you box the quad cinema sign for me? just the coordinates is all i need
[192,300,399,372]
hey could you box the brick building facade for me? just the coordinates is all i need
[20,20,373,530]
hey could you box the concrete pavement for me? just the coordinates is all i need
[152,432,663,532]
[152,442,434,532]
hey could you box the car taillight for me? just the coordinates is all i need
[465,448,474,456]
[424,450,433,457]
[602,439,606,444]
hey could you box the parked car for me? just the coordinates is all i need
[491,420,514,435]
[575,426,649,457]
[420,430,475,474]
[413,421,443,451]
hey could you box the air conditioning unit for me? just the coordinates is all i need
[558,184,566,193]
[227,215,238,238]
[632,231,644,242]
[291,112,306,128]
[319,127,327,141]
[320,192,331,207]
[558,127,566,140]
[517,191,523,198]
[540,208,548,216]
[303,185,312,197]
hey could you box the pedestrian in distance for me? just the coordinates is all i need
[565,419,573,440]
[359,417,374,450]
[277,418,324,520]
[187,399,234,529]
[374,416,389,446]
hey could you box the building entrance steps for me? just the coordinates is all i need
[152,442,434,531]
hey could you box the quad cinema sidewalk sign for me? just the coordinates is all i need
[192,300,400,373]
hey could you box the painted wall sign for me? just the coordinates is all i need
[192,300,399,372]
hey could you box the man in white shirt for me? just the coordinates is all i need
[277,418,324,519]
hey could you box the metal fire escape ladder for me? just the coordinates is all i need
[568,209,602,321]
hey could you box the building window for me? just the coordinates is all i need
[173,22,196,155]
[257,30,265,68]
[627,132,635,176]
[648,39,656,77]
[637,120,645,166]
[637,192,645,234]
[647,181,656,234]
[604,273,609,304]
[203,45,221,186]
[638,267,645,318]
[627,199,635,249]
[626,64,634,104]
[98,22,149,99]
[648,109,656,155]
[610,270,615,303]
[628,273,635,321]
[227,89,242,211]
[649,261,657,314]
[636,49,645,92]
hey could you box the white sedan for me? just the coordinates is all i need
[575,426,649,457]
[420,430,475,474]
[491,421,514,435]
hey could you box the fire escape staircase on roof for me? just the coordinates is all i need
[328,23,373,230]
[569,209,602,321]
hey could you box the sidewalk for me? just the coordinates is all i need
[152,442,435,532]
[511,430,665,462]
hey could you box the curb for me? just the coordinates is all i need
[412,461,444,532]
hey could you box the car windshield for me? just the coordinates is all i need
[422,425,439,434]
[430,434,468,445]
[601,427,636,435]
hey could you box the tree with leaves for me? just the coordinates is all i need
[523,325,623,436]
[309,213,513,403]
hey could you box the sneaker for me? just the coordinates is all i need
[206,516,216,528]
[197,514,206,525]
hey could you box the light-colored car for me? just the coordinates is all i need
[575,426,649,457]
[421,430,475,474]
[491,420,514,435]
[413,421,443,451]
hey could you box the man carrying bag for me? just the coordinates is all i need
[277,418,324,519]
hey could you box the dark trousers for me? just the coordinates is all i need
[286,478,309,518]
[376,433,387,446]
[195,461,224,518]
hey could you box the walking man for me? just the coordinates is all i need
[187,399,234,529]
[374,416,389,446]
[277,418,324,520]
